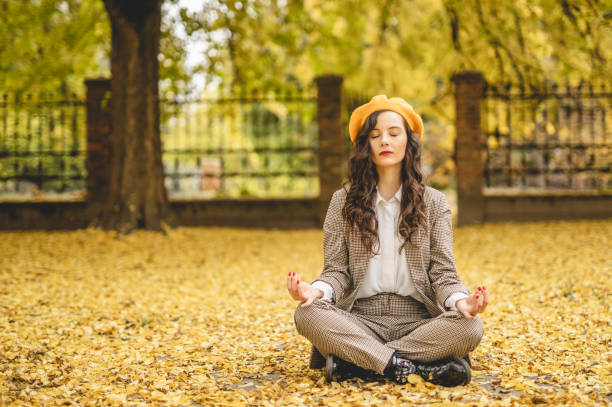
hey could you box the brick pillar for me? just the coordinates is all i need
[84,78,112,206]
[315,74,344,225]
[452,71,485,226]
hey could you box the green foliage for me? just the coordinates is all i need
[443,0,612,85]
[180,0,611,116]
[176,0,611,189]
[159,0,196,95]
[0,0,109,95]
[0,0,193,95]
[4,0,609,111]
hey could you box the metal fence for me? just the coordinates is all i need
[0,92,87,200]
[160,85,319,199]
[482,81,612,191]
[0,85,319,200]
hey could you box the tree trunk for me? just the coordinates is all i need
[95,0,176,234]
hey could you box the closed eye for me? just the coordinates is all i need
[370,134,400,138]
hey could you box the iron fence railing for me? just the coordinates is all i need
[160,85,319,198]
[0,85,319,200]
[482,81,612,191]
[0,92,87,199]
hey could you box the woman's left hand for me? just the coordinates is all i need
[456,286,488,320]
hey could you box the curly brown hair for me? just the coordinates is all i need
[340,109,428,256]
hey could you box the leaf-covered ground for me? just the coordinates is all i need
[1,219,611,406]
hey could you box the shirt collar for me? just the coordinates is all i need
[375,184,402,206]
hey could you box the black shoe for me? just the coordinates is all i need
[324,354,373,383]
[463,354,472,368]
[383,353,418,384]
[414,357,471,387]
[309,346,325,369]
[384,353,471,387]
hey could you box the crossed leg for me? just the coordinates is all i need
[385,310,484,362]
[294,299,484,374]
[294,299,394,374]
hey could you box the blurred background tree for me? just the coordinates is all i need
[0,0,108,94]
[178,0,611,188]
[0,0,191,96]
[182,0,611,108]
[3,0,609,101]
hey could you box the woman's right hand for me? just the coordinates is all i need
[287,272,323,308]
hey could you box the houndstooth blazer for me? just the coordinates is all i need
[312,185,471,318]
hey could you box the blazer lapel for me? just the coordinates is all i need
[403,227,439,312]
[347,227,370,287]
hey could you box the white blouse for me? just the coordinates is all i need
[355,184,416,299]
[311,184,467,311]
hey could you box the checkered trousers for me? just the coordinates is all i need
[294,293,483,374]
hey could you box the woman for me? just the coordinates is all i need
[286,95,489,386]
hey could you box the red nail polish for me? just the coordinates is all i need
[288,272,291,276]
[297,280,300,284]
[476,295,479,299]
[478,287,481,291]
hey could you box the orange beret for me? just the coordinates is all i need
[348,95,424,143]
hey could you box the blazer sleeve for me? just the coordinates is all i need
[311,190,351,304]
[428,192,471,307]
